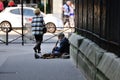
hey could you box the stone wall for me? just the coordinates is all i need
[69,33,120,80]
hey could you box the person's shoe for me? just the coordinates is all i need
[34,53,40,59]
[33,48,37,53]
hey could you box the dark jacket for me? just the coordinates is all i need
[53,37,70,54]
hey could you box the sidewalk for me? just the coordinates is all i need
[0,43,86,80]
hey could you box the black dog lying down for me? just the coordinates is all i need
[41,53,61,59]
[42,53,70,59]
[34,53,70,59]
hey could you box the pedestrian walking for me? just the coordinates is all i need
[31,8,46,54]
[0,0,4,12]
[69,2,75,27]
[62,0,71,27]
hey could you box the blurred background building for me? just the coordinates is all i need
[3,0,74,19]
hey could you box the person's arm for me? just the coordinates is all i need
[52,40,59,50]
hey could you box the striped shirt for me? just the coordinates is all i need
[31,15,45,35]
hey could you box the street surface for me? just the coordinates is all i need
[0,28,86,80]
[0,44,86,80]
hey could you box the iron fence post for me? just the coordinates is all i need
[6,28,8,45]
[21,0,24,46]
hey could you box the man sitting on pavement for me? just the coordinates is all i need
[41,33,70,59]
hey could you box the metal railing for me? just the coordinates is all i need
[0,26,75,45]
[0,27,9,45]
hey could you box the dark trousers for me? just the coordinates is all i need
[63,15,70,27]
[34,35,43,52]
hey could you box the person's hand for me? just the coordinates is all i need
[52,46,56,51]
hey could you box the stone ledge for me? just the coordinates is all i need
[79,38,106,66]
[97,52,117,75]
[69,33,84,48]
[69,33,119,80]
[79,39,93,55]
[105,58,120,80]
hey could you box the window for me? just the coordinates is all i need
[10,9,20,15]
[23,9,35,16]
